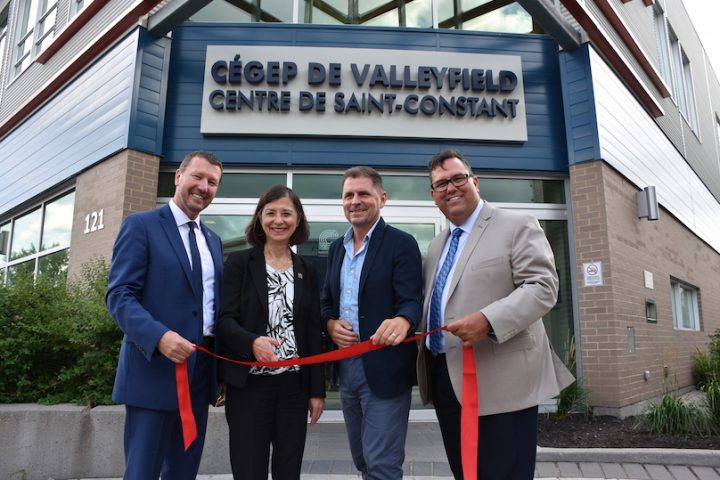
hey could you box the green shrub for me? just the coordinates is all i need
[703,378,720,428]
[0,258,122,406]
[556,381,592,417]
[693,330,720,389]
[637,393,717,436]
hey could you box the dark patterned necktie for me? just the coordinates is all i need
[428,228,463,356]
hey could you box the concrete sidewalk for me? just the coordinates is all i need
[78,411,720,480]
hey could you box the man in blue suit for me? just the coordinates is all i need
[322,166,422,479]
[107,150,224,480]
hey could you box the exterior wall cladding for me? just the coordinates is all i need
[1,0,720,417]
[571,161,720,416]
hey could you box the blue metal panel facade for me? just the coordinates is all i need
[128,30,172,154]
[558,45,601,165]
[0,31,141,214]
[162,24,568,173]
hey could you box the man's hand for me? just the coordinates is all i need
[308,397,325,426]
[327,319,359,347]
[371,316,411,346]
[157,331,196,363]
[252,336,282,362]
[446,311,491,346]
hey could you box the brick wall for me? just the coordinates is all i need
[571,161,720,414]
[67,149,159,280]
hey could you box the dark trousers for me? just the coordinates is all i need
[123,352,212,480]
[225,371,309,480]
[431,353,538,480]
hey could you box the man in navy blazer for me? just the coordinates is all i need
[106,151,224,479]
[322,166,422,479]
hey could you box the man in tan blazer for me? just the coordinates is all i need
[417,149,574,479]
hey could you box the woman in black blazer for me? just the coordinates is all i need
[216,185,325,480]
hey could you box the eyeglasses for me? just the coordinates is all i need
[431,173,471,192]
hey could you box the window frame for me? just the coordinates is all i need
[12,0,58,77]
[0,189,74,284]
[670,278,701,331]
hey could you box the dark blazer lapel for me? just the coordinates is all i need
[447,203,492,296]
[159,205,194,291]
[359,217,385,294]
[291,253,304,327]
[329,239,344,315]
[249,247,269,324]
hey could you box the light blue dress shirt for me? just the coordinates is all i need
[339,218,381,336]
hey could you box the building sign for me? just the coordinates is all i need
[583,261,603,287]
[201,46,527,141]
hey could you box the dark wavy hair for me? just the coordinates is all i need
[427,149,472,176]
[245,185,310,247]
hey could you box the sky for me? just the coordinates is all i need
[682,0,720,74]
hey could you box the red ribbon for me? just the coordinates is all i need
[461,345,478,479]
[175,361,198,451]
[177,326,479,478]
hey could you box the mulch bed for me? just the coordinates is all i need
[537,413,720,449]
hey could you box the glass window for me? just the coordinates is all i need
[292,174,343,199]
[654,4,672,89]
[0,7,8,84]
[541,220,574,369]
[681,51,699,133]
[10,208,42,260]
[41,192,74,251]
[70,0,86,17]
[382,175,432,201]
[7,260,35,284]
[480,178,565,203]
[304,0,433,26]
[667,27,699,134]
[437,0,535,33]
[292,173,431,201]
[0,222,9,264]
[671,278,700,331]
[158,172,286,198]
[202,214,252,255]
[669,28,686,112]
[192,0,291,22]
[3,191,75,284]
[392,223,435,257]
[38,249,68,279]
[13,0,58,76]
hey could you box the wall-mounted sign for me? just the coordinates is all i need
[201,46,527,141]
[583,261,603,287]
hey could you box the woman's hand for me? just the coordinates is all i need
[308,397,325,426]
[251,336,282,362]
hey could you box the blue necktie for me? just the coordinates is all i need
[429,228,463,356]
[188,222,203,297]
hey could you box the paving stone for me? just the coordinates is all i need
[432,461,453,476]
[692,466,720,480]
[328,460,354,474]
[536,461,560,477]
[622,463,651,479]
[600,462,626,478]
[668,465,700,480]
[578,462,604,477]
[411,461,433,476]
[644,464,675,480]
[558,461,583,477]
[307,460,334,474]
